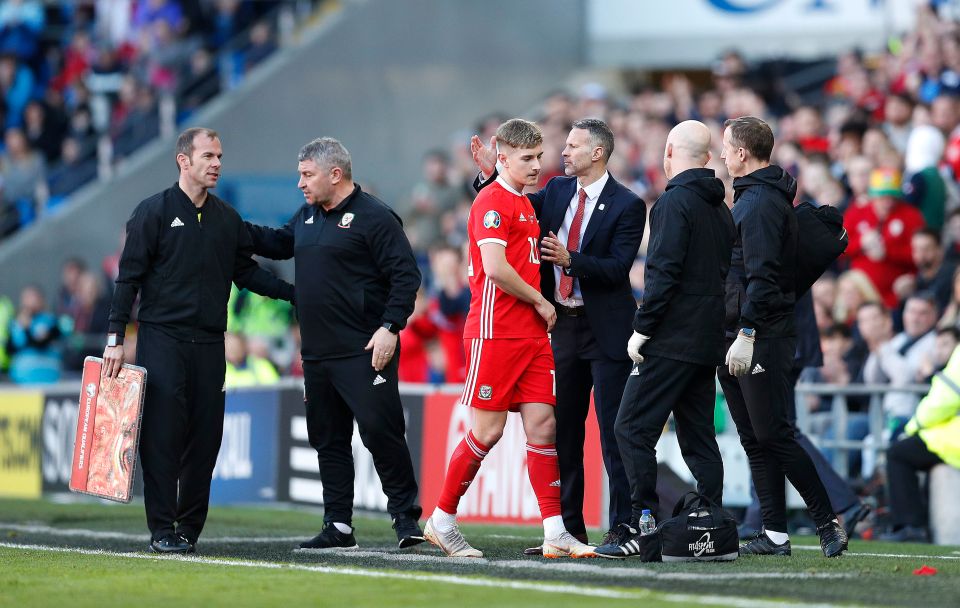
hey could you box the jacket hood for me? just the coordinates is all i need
[733,165,797,203]
[666,167,726,206]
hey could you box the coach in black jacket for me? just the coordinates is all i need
[473,119,645,547]
[245,137,425,551]
[717,116,846,558]
[103,128,294,554]
[596,121,736,557]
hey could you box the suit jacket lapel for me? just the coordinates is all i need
[548,178,577,233]
[580,176,616,250]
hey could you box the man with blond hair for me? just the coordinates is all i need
[470,117,645,553]
[424,119,595,559]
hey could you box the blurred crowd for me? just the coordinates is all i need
[395,5,960,395]
[7,4,960,384]
[0,0,297,239]
[6,5,960,457]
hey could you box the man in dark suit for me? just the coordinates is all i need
[595,120,737,558]
[472,118,646,549]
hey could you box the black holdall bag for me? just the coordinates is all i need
[659,492,739,562]
[794,201,848,297]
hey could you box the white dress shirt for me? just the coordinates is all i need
[554,171,609,307]
[863,330,937,419]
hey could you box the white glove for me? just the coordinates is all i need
[725,330,755,377]
[627,332,650,364]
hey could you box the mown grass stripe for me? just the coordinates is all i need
[0,542,850,608]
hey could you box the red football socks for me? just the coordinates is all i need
[526,442,561,519]
[436,431,489,514]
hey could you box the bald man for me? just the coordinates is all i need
[596,121,737,559]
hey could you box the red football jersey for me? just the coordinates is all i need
[463,178,546,339]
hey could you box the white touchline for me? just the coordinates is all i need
[0,523,303,543]
[0,542,849,608]
[0,524,850,580]
[0,542,640,600]
[4,523,956,564]
[793,545,960,561]
[340,550,852,581]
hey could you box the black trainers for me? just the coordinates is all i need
[392,515,425,549]
[298,523,359,551]
[149,534,191,554]
[817,520,848,558]
[738,523,761,540]
[594,523,642,559]
[739,530,791,556]
[599,528,622,547]
[177,533,196,554]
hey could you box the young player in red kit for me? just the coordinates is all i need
[424,119,596,559]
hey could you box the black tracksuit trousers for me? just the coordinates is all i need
[552,312,633,536]
[137,324,226,544]
[302,354,420,526]
[887,435,942,528]
[741,366,860,530]
[718,336,835,531]
[615,354,724,524]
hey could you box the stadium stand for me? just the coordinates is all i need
[0,0,323,238]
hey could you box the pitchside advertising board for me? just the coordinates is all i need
[36,384,279,502]
[276,388,424,511]
[273,386,608,527]
[209,388,280,504]
[0,391,43,499]
[8,381,611,526]
[419,392,605,528]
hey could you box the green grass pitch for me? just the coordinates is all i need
[0,498,957,607]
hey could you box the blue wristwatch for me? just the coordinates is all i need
[740,328,755,337]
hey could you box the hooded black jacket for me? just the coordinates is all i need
[634,168,737,366]
[724,165,799,339]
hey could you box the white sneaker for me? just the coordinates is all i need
[542,531,597,558]
[424,516,483,558]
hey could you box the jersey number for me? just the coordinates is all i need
[527,237,541,264]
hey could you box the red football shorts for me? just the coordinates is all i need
[459,337,556,411]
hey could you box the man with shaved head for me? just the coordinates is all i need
[596,120,737,559]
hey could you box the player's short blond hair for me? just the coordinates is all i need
[496,119,543,150]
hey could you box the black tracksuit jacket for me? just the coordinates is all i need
[245,184,421,360]
[724,165,799,340]
[633,168,737,366]
[108,183,295,344]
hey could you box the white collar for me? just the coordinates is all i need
[495,175,523,196]
[577,171,609,201]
